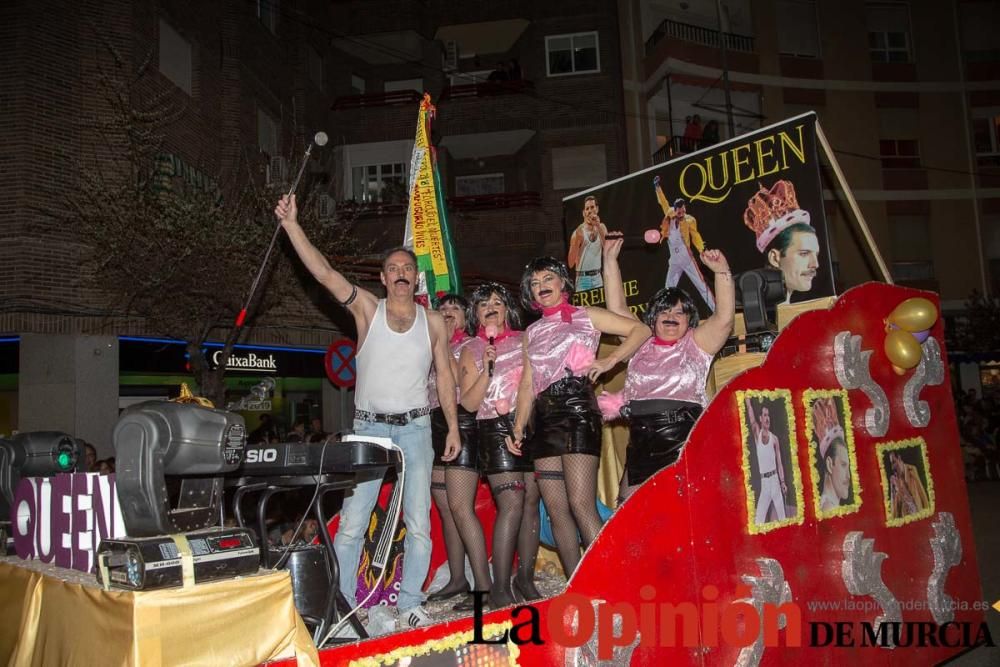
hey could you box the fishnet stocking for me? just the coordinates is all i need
[514,471,542,600]
[534,457,581,575]
[487,472,525,607]
[616,467,639,506]
[445,467,491,592]
[563,454,603,548]
[431,466,468,595]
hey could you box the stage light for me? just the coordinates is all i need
[737,268,786,337]
[1,432,83,511]
[113,401,246,537]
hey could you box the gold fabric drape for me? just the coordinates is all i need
[0,559,318,667]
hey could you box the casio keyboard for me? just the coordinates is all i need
[235,437,400,477]
[227,435,402,645]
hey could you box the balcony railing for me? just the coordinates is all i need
[652,135,719,164]
[439,79,535,101]
[336,191,542,218]
[645,18,755,55]
[447,191,541,211]
[332,90,423,110]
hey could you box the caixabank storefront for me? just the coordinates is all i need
[118,337,346,437]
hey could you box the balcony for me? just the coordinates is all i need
[439,79,534,101]
[447,191,541,211]
[332,90,423,110]
[651,135,722,164]
[645,18,754,56]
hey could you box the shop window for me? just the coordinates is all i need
[546,32,600,76]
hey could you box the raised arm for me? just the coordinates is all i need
[600,235,634,320]
[653,175,673,217]
[583,308,651,381]
[275,195,376,319]
[692,249,735,355]
[428,310,460,460]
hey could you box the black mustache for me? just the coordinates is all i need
[539,289,553,296]
[485,310,499,318]
[661,320,680,326]
[394,278,410,285]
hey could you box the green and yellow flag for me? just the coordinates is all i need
[404,94,462,305]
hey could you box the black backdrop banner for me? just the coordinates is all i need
[562,112,833,319]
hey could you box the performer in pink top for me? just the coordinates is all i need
[508,257,650,576]
[425,294,485,605]
[459,283,540,608]
[600,237,735,502]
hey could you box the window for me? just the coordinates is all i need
[351,75,366,95]
[959,1,1000,59]
[546,32,600,76]
[866,3,911,62]
[455,174,505,197]
[972,113,1000,165]
[257,107,279,157]
[551,145,607,190]
[889,215,933,282]
[352,163,407,203]
[879,139,919,168]
[308,47,324,91]
[257,0,279,34]
[776,0,820,58]
[158,19,192,95]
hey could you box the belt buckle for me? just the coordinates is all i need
[387,413,406,426]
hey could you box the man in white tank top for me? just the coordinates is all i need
[745,398,787,525]
[276,195,460,629]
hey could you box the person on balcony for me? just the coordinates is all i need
[567,196,608,291]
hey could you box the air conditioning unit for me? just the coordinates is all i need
[442,41,458,72]
[266,156,288,186]
[317,194,336,220]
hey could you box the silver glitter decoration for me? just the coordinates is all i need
[834,332,889,437]
[564,599,640,666]
[735,558,794,667]
[903,337,944,428]
[927,512,962,624]
[841,531,901,648]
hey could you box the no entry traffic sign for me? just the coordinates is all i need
[325,338,357,388]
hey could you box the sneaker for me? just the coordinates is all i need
[398,605,434,630]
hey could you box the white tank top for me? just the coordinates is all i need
[756,431,777,474]
[355,300,432,413]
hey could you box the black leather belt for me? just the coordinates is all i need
[355,406,430,426]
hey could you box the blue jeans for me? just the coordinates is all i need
[334,416,434,612]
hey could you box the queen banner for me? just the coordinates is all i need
[563,112,832,316]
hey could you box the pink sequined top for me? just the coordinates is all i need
[463,332,524,420]
[428,333,473,409]
[622,331,712,406]
[526,306,600,395]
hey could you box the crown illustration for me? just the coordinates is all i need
[812,397,845,461]
[743,179,812,253]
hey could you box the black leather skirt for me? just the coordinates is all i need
[625,399,702,485]
[478,413,533,474]
[431,406,480,469]
[527,376,602,460]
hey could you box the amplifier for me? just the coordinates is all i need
[96,527,259,591]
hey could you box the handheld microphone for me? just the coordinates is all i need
[485,324,498,377]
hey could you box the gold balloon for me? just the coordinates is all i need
[885,329,922,370]
[888,297,937,333]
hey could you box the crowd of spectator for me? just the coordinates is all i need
[956,388,1000,481]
